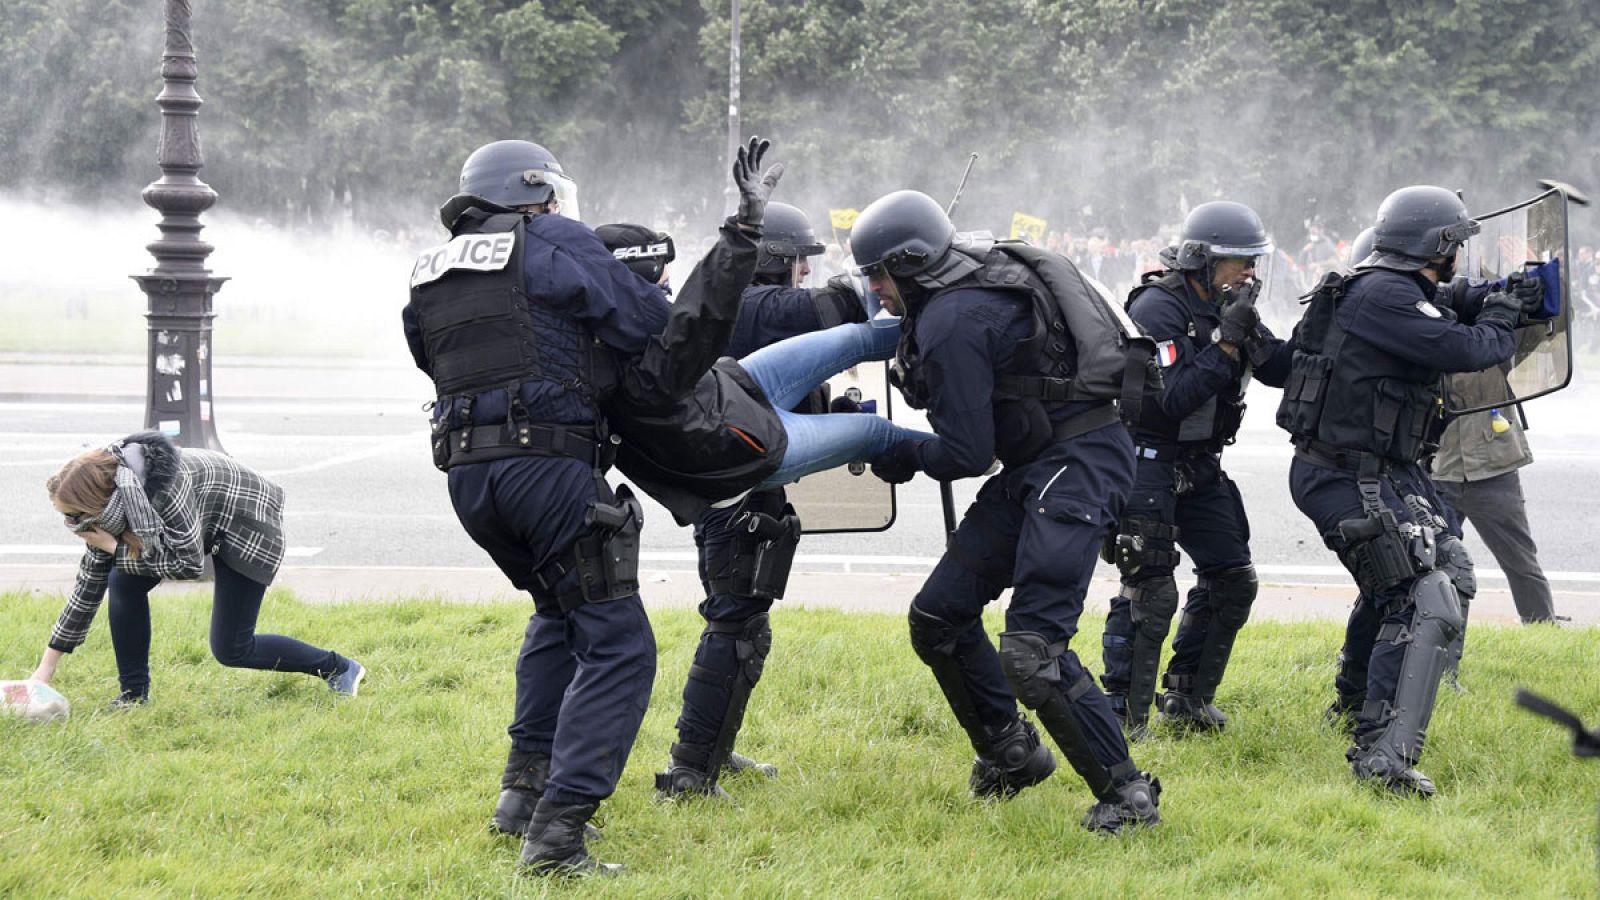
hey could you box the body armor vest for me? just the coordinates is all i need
[1277,269,1446,463]
[892,246,1129,466]
[1128,272,1248,449]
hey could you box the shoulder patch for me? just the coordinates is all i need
[410,232,517,288]
[1156,340,1179,367]
[1415,299,1443,319]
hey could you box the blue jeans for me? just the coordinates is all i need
[738,319,932,489]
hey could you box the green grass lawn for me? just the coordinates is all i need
[1,592,1595,898]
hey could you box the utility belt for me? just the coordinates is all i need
[1130,440,1218,463]
[1291,437,1395,476]
[430,392,607,472]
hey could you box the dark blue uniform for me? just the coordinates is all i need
[672,283,855,778]
[901,284,1141,787]
[1100,276,1291,726]
[404,212,671,806]
[1286,269,1507,739]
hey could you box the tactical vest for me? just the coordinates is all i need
[892,243,1154,465]
[406,211,610,469]
[1276,269,1446,464]
[1127,272,1248,449]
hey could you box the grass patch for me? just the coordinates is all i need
[1,592,1596,897]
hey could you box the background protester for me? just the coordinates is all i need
[31,432,363,706]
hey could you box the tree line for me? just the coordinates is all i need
[2,0,1595,243]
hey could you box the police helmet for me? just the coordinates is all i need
[852,190,957,278]
[1369,185,1479,271]
[1347,226,1377,268]
[1169,201,1274,271]
[596,223,675,284]
[755,202,825,279]
[458,140,580,218]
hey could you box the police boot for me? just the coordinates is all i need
[1324,694,1362,737]
[1157,673,1227,733]
[1105,692,1150,742]
[725,750,778,779]
[493,750,603,841]
[970,717,1057,799]
[492,750,549,836]
[519,798,621,877]
[654,742,734,802]
[1347,740,1436,798]
[1082,772,1162,834]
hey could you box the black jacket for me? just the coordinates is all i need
[607,220,787,523]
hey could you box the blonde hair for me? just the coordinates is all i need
[47,449,144,555]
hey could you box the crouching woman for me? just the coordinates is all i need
[30,432,364,706]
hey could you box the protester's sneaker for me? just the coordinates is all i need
[327,659,365,697]
[724,751,778,778]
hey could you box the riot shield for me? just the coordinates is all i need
[1447,187,1573,415]
[787,359,898,534]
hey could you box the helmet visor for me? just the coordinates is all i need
[523,168,581,221]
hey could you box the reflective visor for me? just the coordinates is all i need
[523,168,581,221]
[1207,241,1275,258]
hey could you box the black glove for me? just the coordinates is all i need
[732,136,784,231]
[1507,269,1547,318]
[1216,292,1260,347]
[1477,287,1521,328]
[870,439,922,485]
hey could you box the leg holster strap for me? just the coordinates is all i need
[708,505,802,601]
[533,485,644,612]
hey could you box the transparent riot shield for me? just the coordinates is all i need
[787,358,898,534]
[1448,187,1573,415]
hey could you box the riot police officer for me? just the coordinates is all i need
[1099,201,1292,735]
[1278,185,1544,796]
[651,201,871,800]
[402,138,778,873]
[857,190,1160,833]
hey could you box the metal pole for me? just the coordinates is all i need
[724,0,741,217]
[131,0,227,452]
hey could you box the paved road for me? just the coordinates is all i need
[4,353,1598,626]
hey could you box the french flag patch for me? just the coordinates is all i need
[1156,340,1178,367]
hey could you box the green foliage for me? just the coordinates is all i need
[0,0,1595,239]
[1,592,1597,896]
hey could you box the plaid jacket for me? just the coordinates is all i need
[49,434,286,652]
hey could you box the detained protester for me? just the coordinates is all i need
[856,189,1161,833]
[1098,201,1292,736]
[1278,186,1547,796]
[603,204,888,800]
[403,137,682,875]
[31,432,363,706]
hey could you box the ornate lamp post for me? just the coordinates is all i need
[131,0,227,451]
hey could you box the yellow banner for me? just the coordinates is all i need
[829,208,860,230]
[1009,212,1048,243]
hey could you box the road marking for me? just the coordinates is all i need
[258,436,416,477]
[2,545,323,558]
[3,550,1595,584]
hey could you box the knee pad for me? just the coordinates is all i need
[1126,578,1181,636]
[1434,534,1476,601]
[908,604,968,662]
[998,631,1068,710]
[704,612,773,687]
[1199,564,1258,629]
